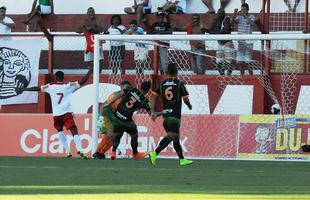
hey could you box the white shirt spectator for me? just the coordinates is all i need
[0,16,15,41]
[41,82,80,116]
[107,25,126,46]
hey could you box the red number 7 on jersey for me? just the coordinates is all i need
[56,93,64,104]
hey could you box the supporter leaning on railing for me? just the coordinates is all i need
[76,7,104,71]
[106,15,127,75]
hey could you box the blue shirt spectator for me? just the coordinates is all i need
[126,27,144,34]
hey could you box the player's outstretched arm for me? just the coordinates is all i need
[78,68,93,86]
[153,111,163,117]
[148,110,163,121]
[16,86,40,94]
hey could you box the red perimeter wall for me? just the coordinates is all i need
[2,74,310,114]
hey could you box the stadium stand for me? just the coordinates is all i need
[0,0,309,113]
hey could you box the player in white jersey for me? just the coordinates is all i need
[17,69,92,158]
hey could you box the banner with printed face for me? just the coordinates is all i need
[0,38,42,105]
[238,115,310,160]
[0,114,239,158]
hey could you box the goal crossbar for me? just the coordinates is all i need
[94,33,310,41]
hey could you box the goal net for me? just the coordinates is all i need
[92,33,310,161]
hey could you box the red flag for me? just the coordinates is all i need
[85,32,94,53]
[187,23,193,34]
[85,32,104,53]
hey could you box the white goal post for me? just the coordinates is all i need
[92,33,310,157]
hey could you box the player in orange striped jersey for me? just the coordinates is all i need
[93,81,131,159]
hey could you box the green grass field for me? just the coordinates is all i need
[0,157,310,200]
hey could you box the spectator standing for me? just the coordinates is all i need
[0,6,15,41]
[107,15,127,74]
[77,7,104,70]
[124,0,152,25]
[187,14,208,75]
[209,8,234,75]
[125,19,147,74]
[233,3,255,75]
[150,12,172,74]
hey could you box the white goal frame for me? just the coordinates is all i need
[92,33,310,154]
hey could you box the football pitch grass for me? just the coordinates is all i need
[0,157,309,200]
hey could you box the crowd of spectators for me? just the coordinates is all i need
[0,0,306,75]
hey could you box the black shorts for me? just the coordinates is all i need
[113,119,138,135]
[163,117,180,134]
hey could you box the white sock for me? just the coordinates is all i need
[73,135,82,152]
[58,131,70,153]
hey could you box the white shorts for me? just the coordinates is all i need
[134,46,148,61]
[237,41,253,63]
[131,6,152,14]
[84,48,104,62]
[216,41,235,63]
[40,5,52,14]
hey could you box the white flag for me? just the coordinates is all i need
[0,38,42,105]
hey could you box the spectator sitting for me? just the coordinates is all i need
[283,0,300,13]
[232,3,256,75]
[209,8,234,75]
[150,11,172,74]
[107,15,127,75]
[23,0,54,31]
[76,7,104,70]
[0,6,15,41]
[201,0,230,13]
[124,0,152,25]
[126,19,144,35]
[157,0,187,14]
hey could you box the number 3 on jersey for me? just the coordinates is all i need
[126,96,137,108]
[165,86,173,100]
[57,93,64,104]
